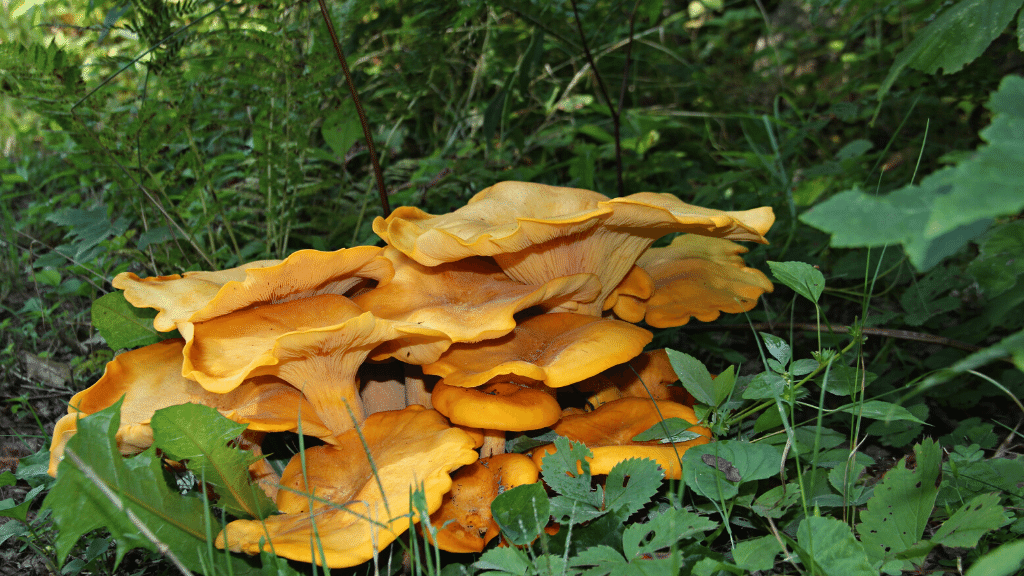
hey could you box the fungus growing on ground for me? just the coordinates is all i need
[373,181,773,316]
[50,180,775,570]
[216,406,477,568]
[531,397,712,478]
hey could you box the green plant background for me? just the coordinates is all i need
[2,0,1024,574]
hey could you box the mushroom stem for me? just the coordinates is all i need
[480,429,506,458]
[404,364,433,409]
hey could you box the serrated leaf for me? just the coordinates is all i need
[856,439,942,568]
[622,508,717,559]
[767,261,824,303]
[476,546,532,574]
[834,400,927,424]
[790,358,819,376]
[742,371,786,400]
[569,545,627,575]
[797,516,876,576]
[931,493,1009,548]
[151,404,275,519]
[682,441,783,500]
[631,418,704,444]
[665,349,729,407]
[41,401,263,574]
[877,0,1024,102]
[490,483,550,547]
[603,459,663,518]
[91,291,171,350]
[540,437,604,522]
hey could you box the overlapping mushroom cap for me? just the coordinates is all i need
[636,234,774,328]
[373,181,773,315]
[216,406,477,568]
[532,397,712,478]
[114,246,391,339]
[47,339,332,476]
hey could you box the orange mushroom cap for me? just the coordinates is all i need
[431,380,562,432]
[531,397,711,478]
[427,453,539,553]
[181,293,451,433]
[574,349,695,410]
[602,265,654,323]
[47,339,333,476]
[353,247,601,343]
[422,312,652,389]
[216,406,478,568]
[373,181,773,315]
[113,246,391,339]
[636,234,774,328]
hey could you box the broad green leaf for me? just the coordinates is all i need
[151,404,275,519]
[490,483,550,547]
[797,516,876,576]
[742,371,786,400]
[967,220,1024,297]
[682,441,783,500]
[622,508,717,558]
[760,332,791,365]
[732,535,780,571]
[540,437,603,522]
[41,401,263,574]
[920,329,1024,389]
[665,349,730,407]
[833,400,927,424]
[931,493,1009,548]
[790,358,819,376]
[767,261,824,303]
[321,100,362,159]
[603,458,663,518]
[965,539,1024,576]
[569,545,627,575]
[877,0,1024,102]
[632,418,704,444]
[91,291,171,350]
[856,439,942,569]
[820,364,877,396]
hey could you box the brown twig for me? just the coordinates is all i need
[569,0,624,196]
[316,0,390,218]
[682,322,985,354]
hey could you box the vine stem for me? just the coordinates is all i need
[316,0,390,218]
[569,0,624,196]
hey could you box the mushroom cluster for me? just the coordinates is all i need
[48,181,773,567]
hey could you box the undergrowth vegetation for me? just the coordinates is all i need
[2,0,1024,574]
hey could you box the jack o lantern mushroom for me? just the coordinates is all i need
[352,247,600,343]
[47,338,333,477]
[373,181,773,316]
[114,246,391,340]
[216,406,477,568]
[573,349,694,410]
[181,293,451,433]
[636,234,774,328]
[531,397,712,478]
[426,453,539,553]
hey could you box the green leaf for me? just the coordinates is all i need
[931,493,1009,548]
[569,545,628,575]
[476,546,532,575]
[820,364,877,396]
[540,437,603,522]
[150,404,275,519]
[603,459,663,518]
[833,400,928,424]
[767,261,825,303]
[490,482,550,547]
[797,516,876,576]
[91,291,171,350]
[965,539,1024,576]
[760,332,791,365]
[682,441,783,500]
[877,0,1024,102]
[856,439,942,569]
[742,371,786,400]
[665,349,730,407]
[41,401,263,574]
[322,99,362,159]
[732,535,780,571]
[622,508,717,558]
[631,418,704,444]
[967,220,1024,298]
